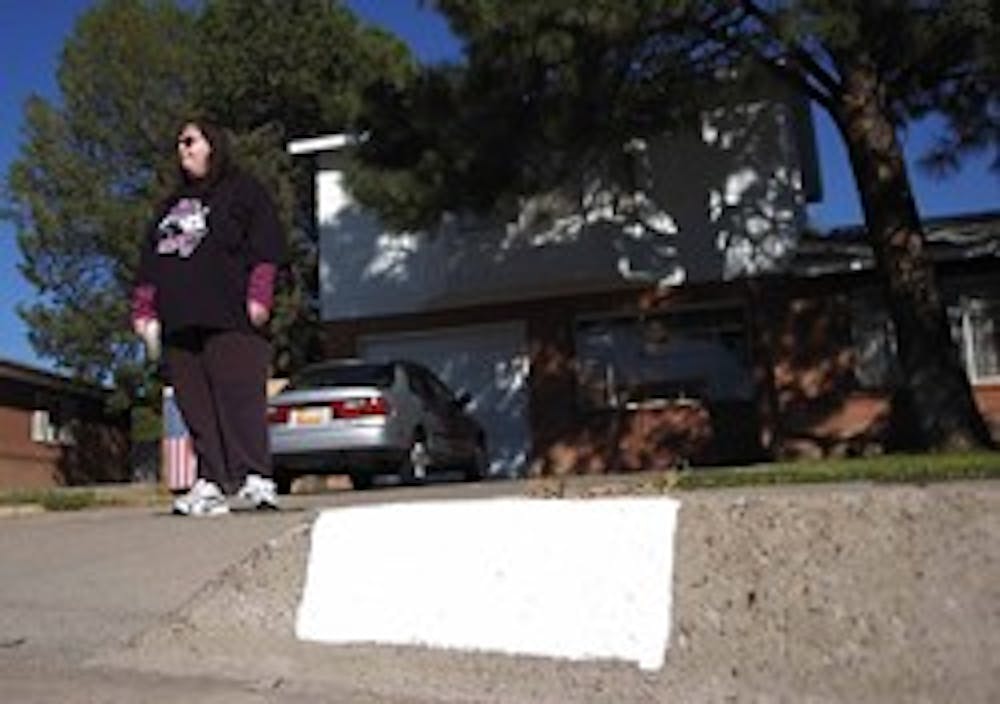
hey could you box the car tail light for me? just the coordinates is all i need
[331,396,390,419]
[267,405,291,425]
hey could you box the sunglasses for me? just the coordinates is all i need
[177,136,200,147]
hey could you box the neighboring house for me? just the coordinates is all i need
[288,91,996,476]
[0,359,129,489]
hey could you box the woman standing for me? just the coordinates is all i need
[132,119,285,515]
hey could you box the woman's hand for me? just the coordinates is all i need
[134,317,161,362]
[248,300,270,327]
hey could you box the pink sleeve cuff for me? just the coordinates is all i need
[248,262,276,310]
[131,284,157,325]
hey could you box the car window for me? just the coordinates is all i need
[287,363,395,390]
[425,371,458,404]
[405,365,455,404]
[406,366,436,401]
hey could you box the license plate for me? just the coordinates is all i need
[292,407,328,426]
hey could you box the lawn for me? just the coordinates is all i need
[3,451,999,511]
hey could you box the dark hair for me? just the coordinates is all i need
[175,118,235,195]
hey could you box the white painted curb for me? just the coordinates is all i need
[296,497,680,670]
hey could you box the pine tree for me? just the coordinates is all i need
[4,0,414,410]
[193,0,415,374]
[6,0,197,410]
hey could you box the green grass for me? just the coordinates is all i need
[0,484,167,512]
[674,451,1000,490]
[527,451,1000,500]
[4,453,1000,511]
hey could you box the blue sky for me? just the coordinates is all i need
[1,1,998,371]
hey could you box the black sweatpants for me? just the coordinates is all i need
[165,328,272,495]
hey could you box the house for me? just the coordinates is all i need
[288,92,998,476]
[0,358,129,489]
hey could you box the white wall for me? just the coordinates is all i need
[316,97,811,323]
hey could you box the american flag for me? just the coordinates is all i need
[162,386,197,491]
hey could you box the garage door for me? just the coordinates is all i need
[360,322,530,477]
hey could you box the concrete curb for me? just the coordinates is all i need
[0,504,45,519]
[106,482,1000,703]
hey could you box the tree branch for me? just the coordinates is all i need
[692,6,838,112]
[889,25,978,99]
[738,0,842,98]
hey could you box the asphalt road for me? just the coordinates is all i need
[0,479,524,703]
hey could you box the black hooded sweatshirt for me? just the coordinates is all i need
[136,170,285,337]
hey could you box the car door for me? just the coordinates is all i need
[423,369,479,461]
[406,365,459,463]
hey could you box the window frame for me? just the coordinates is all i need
[573,302,752,411]
[956,295,1000,385]
[850,284,1000,389]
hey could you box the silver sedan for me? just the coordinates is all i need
[268,359,487,492]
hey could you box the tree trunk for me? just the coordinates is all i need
[834,61,992,451]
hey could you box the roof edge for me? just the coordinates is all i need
[287,133,361,155]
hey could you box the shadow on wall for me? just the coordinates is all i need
[532,401,774,476]
[523,323,768,476]
[643,100,803,283]
[320,96,806,322]
[537,402,713,476]
[767,294,922,459]
[529,401,774,476]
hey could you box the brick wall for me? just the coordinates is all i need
[0,376,129,490]
[0,404,62,488]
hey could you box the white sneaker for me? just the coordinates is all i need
[237,474,279,510]
[172,479,230,516]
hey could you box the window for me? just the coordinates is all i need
[407,365,458,405]
[30,409,55,443]
[288,362,394,390]
[406,366,434,400]
[851,290,1000,387]
[850,293,899,389]
[954,297,1000,383]
[575,306,752,410]
[29,397,78,446]
[425,371,460,405]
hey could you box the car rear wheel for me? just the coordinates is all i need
[274,470,294,495]
[349,471,374,490]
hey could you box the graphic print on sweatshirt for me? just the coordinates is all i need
[156,198,210,258]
